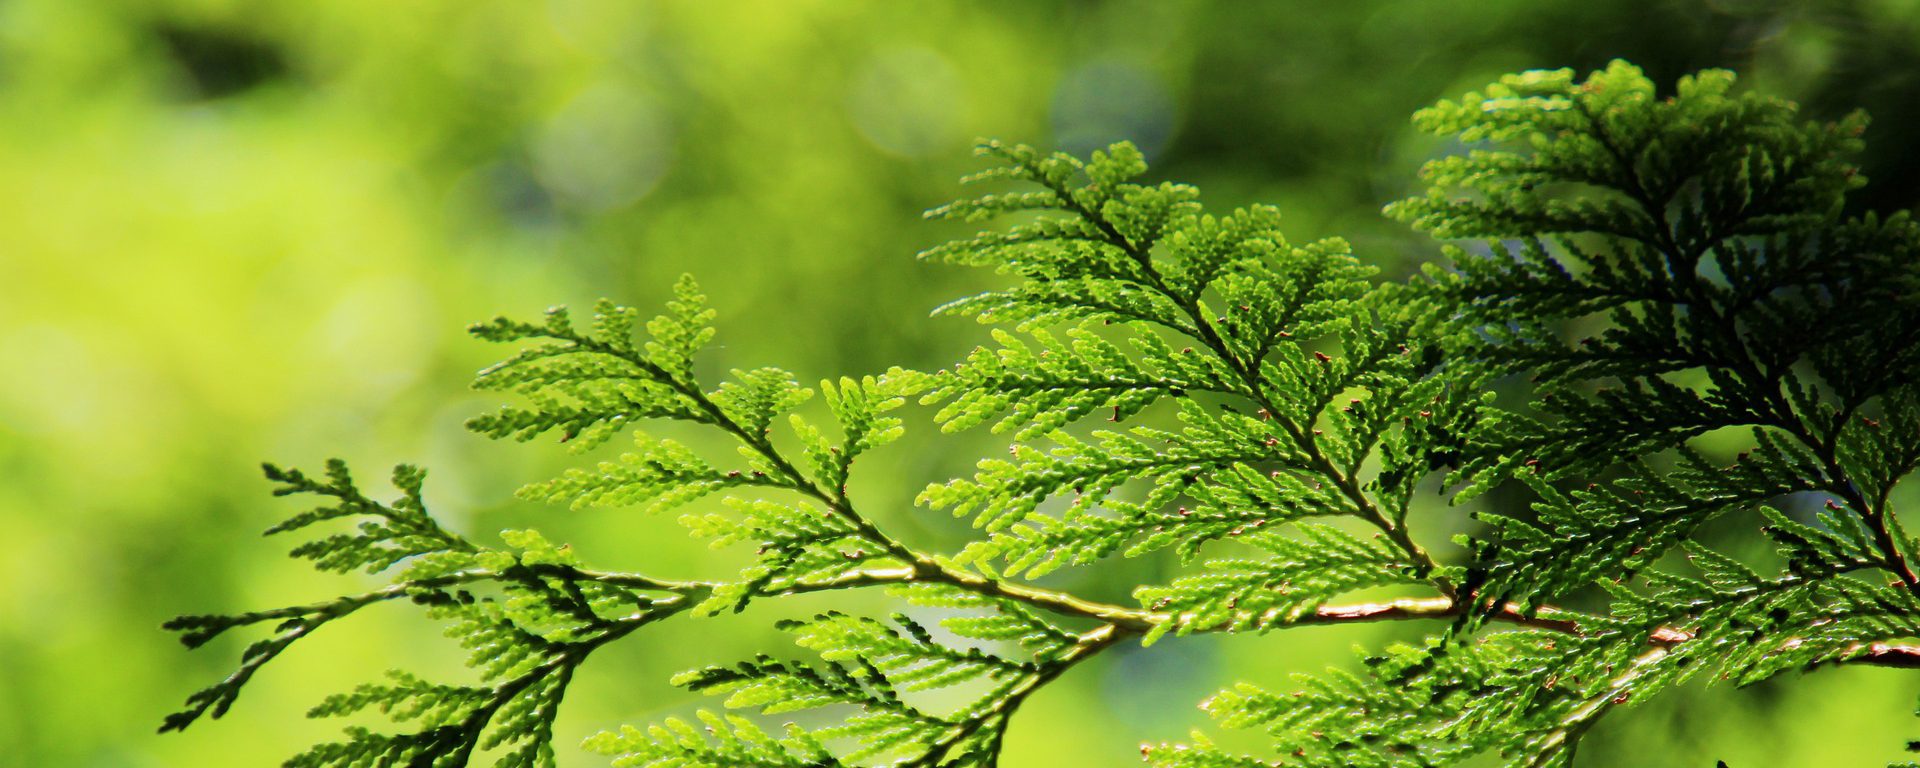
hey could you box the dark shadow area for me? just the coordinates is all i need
[154,22,290,100]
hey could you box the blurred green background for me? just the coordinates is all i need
[4,0,1919,765]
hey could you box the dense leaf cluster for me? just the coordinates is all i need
[167,61,1920,767]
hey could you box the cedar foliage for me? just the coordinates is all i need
[165,61,1920,767]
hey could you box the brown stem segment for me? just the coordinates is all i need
[563,564,1920,671]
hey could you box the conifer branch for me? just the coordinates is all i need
[990,142,1448,593]
[167,61,1920,767]
[1569,90,1920,601]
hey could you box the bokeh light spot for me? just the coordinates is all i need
[847,47,967,158]
[532,83,675,210]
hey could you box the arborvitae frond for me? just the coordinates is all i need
[1389,61,1920,614]
[584,712,834,768]
[929,399,1315,544]
[1136,61,1920,767]
[661,604,1109,767]
[1464,437,1826,618]
[163,463,696,767]
[799,374,917,493]
[1388,61,1865,241]
[470,288,929,616]
[1616,558,1920,689]
[921,138,1475,616]
[1146,632,1612,768]
[888,582,1079,654]
[169,62,1920,768]
[466,278,721,450]
[457,279,1138,767]
[1133,523,1427,643]
[1367,59,1920,763]
[917,322,1235,439]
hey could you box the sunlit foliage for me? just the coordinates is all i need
[167,62,1920,767]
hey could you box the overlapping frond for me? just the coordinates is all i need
[632,587,1102,768]
[1152,536,1919,768]
[1144,60,1920,768]
[1393,60,1920,610]
[1459,433,1825,620]
[1146,631,1619,768]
